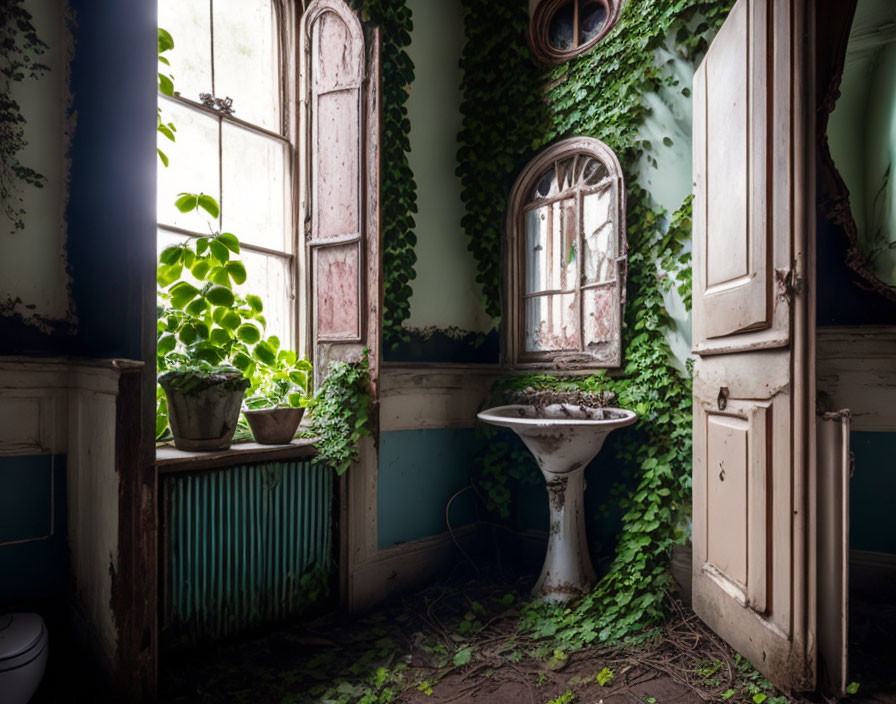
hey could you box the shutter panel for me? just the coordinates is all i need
[302,0,380,387]
[691,0,829,692]
[301,0,381,612]
[692,0,791,355]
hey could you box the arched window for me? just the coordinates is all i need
[505,137,626,369]
[530,0,622,64]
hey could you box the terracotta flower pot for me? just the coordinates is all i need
[160,370,250,451]
[244,407,305,445]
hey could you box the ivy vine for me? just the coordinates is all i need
[350,0,418,349]
[0,0,49,234]
[308,349,372,476]
[458,0,733,646]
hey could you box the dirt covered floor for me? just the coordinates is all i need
[158,565,824,704]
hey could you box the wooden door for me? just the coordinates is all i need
[300,0,381,610]
[691,0,819,690]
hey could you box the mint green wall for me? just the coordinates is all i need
[378,429,477,548]
[864,42,896,285]
[404,0,494,334]
[850,432,896,554]
[828,0,896,287]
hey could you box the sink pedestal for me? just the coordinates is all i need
[477,404,637,602]
[535,467,596,600]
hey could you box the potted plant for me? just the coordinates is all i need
[243,357,312,445]
[159,364,250,451]
[155,192,313,451]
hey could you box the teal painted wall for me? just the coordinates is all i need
[0,454,68,605]
[850,432,896,555]
[377,429,478,548]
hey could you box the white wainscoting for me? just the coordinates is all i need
[0,357,140,667]
[379,363,499,432]
[816,326,896,432]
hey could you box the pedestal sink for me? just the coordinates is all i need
[477,403,637,602]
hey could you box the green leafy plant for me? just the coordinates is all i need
[349,0,418,348]
[157,27,176,166]
[0,0,49,233]
[156,193,312,439]
[308,350,372,475]
[460,0,734,651]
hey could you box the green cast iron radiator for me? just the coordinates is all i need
[161,460,334,643]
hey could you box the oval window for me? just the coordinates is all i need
[530,0,621,64]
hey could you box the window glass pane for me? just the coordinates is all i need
[583,287,615,346]
[582,187,615,284]
[525,293,579,352]
[236,250,293,346]
[525,207,548,294]
[157,101,220,232]
[548,1,575,51]
[158,0,212,102]
[221,123,290,252]
[213,0,280,132]
[580,2,608,44]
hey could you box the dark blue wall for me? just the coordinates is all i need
[850,432,896,554]
[0,455,68,607]
[66,0,157,361]
[377,429,478,548]
[0,0,157,360]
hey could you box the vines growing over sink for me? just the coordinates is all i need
[458,0,732,646]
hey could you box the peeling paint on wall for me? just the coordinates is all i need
[0,0,76,334]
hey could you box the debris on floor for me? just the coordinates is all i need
[158,566,818,704]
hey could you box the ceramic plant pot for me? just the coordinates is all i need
[244,407,305,445]
[160,370,250,451]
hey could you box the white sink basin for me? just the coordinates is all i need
[477,403,637,601]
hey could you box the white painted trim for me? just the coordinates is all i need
[816,326,896,432]
[380,364,499,432]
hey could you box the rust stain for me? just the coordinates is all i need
[546,476,568,512]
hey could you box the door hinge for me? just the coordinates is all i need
[775,266,801,302]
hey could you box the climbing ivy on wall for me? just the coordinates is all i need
[0,0,49,234]
[458,0,733,646]
[350,0,418,349]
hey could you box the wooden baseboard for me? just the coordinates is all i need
[348,523,483,612]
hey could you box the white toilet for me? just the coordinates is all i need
[0,614,48,704]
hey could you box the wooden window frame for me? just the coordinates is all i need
[157,0,302,350]
[529,0,622,65]
[504,137,627,371]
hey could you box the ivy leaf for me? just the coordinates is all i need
[236,324,261,344]
[221,311,242,331]
[209,240,230,264]
[197,194,220,219]
[174,193,198,214]
[253,341,276,366]
[157,264,183,287]
[158,27,174,53]
[158,73,174,96]
[226,261,247,285]
[157,333,176,356]
[169,282,199,309]
[205,285,235,307]
[453,648,472,666]
[217,232,241,253]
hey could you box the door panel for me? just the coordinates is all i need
[693,0,792,355]
[301,0,382,612]
[692,0,819,691]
